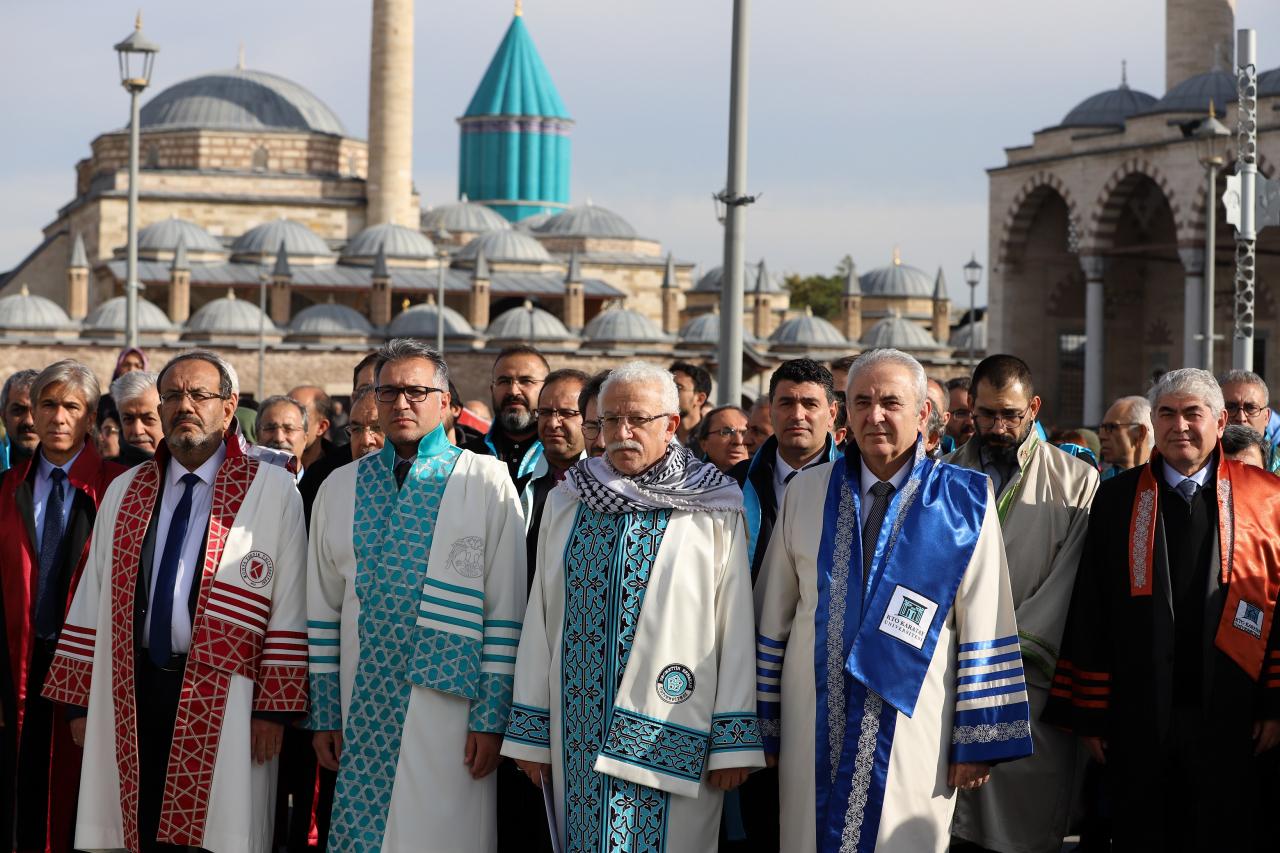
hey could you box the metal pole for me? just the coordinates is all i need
[1204,163,1217,372]
[125,87,141,349]
[258,273,267,397]
[717,0,750,406]
[968,285,976,366]
[1233,28,1257,370]
[436,259,445,355]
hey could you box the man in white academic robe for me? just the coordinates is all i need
[502,361,764,853]
[308,339,527,853]
[43,350,309,853]
[755,348,1034,853]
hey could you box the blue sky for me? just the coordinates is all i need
[3,0,1279,304]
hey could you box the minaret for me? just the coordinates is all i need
[563,250,584,331]
[931,266,951,345]
[660,253,680,335]
[1166,0,1235,90]
[469,248,492,330]
[270,241,293,327]
[168,237,191,324]
[370,243,392,327]
[752,260,772,340]
[66,233,89,321]
[839,263,862,343]
[367,0,415,227]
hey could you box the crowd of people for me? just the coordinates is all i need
[2,339,1279,853]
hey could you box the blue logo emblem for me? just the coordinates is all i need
[656,663,695,704]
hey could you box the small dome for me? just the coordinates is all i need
[678,312,753,345]
[83,296,173,332]
[387,303,475,339]
[1145,70,1236,115]
[486,302,573,342]
[137,218,225,253]
[455,230,552,264]
[1059,85,1157,127]
[535,204,637,239]
[342,223,436,261]
[582,307,665,343]
[421,199,511,234]
[141,69,347,136]
[1260,66,1280,98]
[693,262,784,294]
[950,318,987,352]
[513,212,553,232]
[860,316,941,350]
[0,287,72,330]
[289,302,373,336]
[859,260,935,298]
[185,291,278,336]
[232,219,333,258]
[769,310,847,348]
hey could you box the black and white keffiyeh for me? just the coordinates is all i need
[560,442,743,514]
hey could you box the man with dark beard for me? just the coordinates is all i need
[463,345,549,492]
[1,369,40,472]
[946,354,1099,853]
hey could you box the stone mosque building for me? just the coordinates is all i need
[0,0,973,397]
[989,0,1280,425]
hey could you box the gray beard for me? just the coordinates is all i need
[500,408,534,433]
[167,428,221,454]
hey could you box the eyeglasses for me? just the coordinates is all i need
[949,408,973,419]
[599,413,674,433]
[492,376,545,389]
[259,423,304,435]
[1226,402,1267,418]
[534,407,581,422]
[710,426,748,439]
[375,385,445,404]
[582,421,602,439]
[345,423,384,438]
[974,406,1032,428]
[159,389,227,406]
[1098,421,1143,433]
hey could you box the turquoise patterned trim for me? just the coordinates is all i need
[601,707,708,783]
[469,672,515,733]
[710,712,764,753]
[409,625,482,700]
[306,671,342,731]
[507,703,552,747]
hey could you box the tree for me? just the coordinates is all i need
[785,270,843,320]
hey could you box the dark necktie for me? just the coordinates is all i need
[35,468,68,639]
[149,473,201,667]
[1175,478,1200,505]
[862,481,896,580]
[395,458,412,489]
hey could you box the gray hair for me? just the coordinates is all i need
[31,360,101,413]
[1218,369,1269,401]
[110,370,158,407]
[1113,395,1155,450]
[374,338,449,389]
[1,369,38,410]
[258,395,309,432]
[157,350,238,399]
[847,348,929,411]
[1222,424,1270,462]
[599,361,680,413]
[1147,368,1224,417]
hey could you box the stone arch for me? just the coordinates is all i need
[998,171,1078,268]
[1085,159,1181,251]
[252,146,270,172]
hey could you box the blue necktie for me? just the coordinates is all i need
[149,473,201,667]
[35,468,68,639]
[1175,478,1200,505]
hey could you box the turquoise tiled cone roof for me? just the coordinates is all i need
[464,16,570,119]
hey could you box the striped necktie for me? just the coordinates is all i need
[862,481,896,581]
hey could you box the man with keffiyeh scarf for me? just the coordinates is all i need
[502,361,764,853]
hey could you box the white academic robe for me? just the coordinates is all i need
[501,487,765,853]
[307,436,527,853]
[755,454,1033,853]
[43,441,309,853]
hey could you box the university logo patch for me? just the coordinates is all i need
[239,551,274,588]
[446,536,485,578]
[656,664,695,704]
[898,596,928,624]
[1233,599,1265,639]
[878,585,939,650]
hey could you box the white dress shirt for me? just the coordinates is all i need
[857,455,913,529]
[1161,458,1211,491]
[773,447,828,509]
[32,445,83,552]
[143,444,226,653]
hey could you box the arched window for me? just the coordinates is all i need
[252,146,269,172]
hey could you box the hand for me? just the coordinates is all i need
[251,720,284,765]
[1254,719,1280,755]
[464,731,502,780]
[515,758,552,788]
[70,717,87,747]
[1081,735,1107,765]
[313,730,343,771]
[708,768,750,791]
[765,753,778,768]
[947,761,990,790]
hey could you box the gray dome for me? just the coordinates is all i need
[1261,67,1280,97]
[387,303,475,339]
[421,199,510,234]
[859,261,934,298]
[514,212,552,232]
[582,308,665,343]
[486,303,573,341]
[860,316,940,350]
[769,310,847,347]
[232,219,333,259]
[288,302,373,336]
[950,318,986,352]
[83,296,173,332]
[455,230,552,264]
[140,69,347,136]
[1059,85,1157,127]
[535,204,637,239]
[0,287,72,330]
[693,262,784,294]
[342,223,436,261]
[185,291,278,335]
[678,312,753,345]
[137,217,225,253]
[1145,70,1236,115]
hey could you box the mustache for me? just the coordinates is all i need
[501,394,529,409]
[607,439,644,453]
[168,414,202,429]
[14,423,37,434]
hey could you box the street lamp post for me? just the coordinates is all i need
[716,0,753,407]
[963,254,983,366]
[114,13,159,350]
[1192,106,1231,372]
[434,229,451,355]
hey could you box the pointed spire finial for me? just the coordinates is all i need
[135,9,143,30]
[460,192,469,203]
[402,297,411,312]
[933,266,948,300]
[1120,59,1128,89]
[1209,98,1217,119]
[70,233,89,270]
[237,42,246,70]
[892,246,901,266]
[372,242,389,279]
[226,288,236,301]
[19,283,29,296]
[843,262,860,296]
[661,253,676,289]
[273,239,291,278]
[473,247,490,280]
[755,259,770,294]
[565,249,582,284]
[171,235,188,272]
[514,0,523,16]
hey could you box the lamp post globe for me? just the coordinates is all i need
[963,254,983,365]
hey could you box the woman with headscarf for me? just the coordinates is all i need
[111,346,148,380]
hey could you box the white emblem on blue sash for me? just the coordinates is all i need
[877,585,938,650]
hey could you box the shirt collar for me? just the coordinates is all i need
[858,452,913,497]
[168,442,226,489]
[1161,456,1212,491]
[37,444,84,481]
[775,439,830,483]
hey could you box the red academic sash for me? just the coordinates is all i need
[1127,449,1280,681]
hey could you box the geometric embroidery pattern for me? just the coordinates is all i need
[506,703,552,748]
[42,622,96,704]
[600,707,708,783]
[306,671,343,731]
[709,712,764,754]
[407,625,481,698]
[330,446,460,851]
[469,672,514,734]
